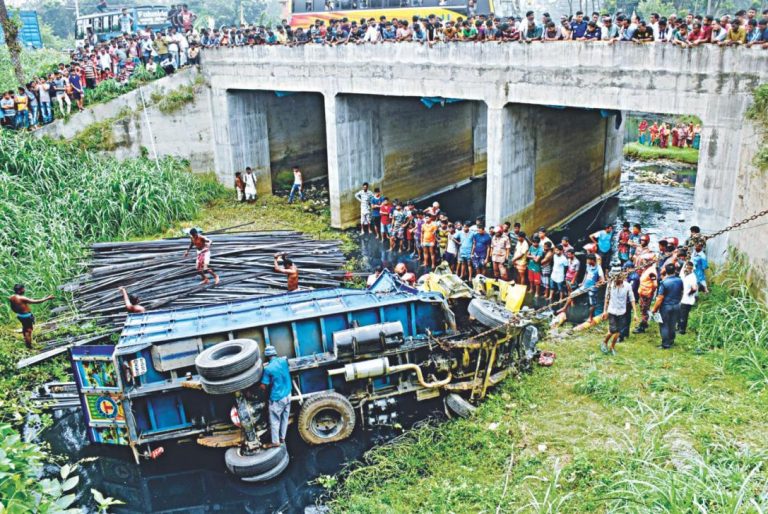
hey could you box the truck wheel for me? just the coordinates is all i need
[196,339,261,380]
[444,393,477,419]
[200,364,263,395]
[468,299,515,330]
[225,445,287,478]
[297,392,356,445]
[240,452,290,483]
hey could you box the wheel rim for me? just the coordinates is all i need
[310,408,344,439]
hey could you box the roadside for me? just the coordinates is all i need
[623,142,699,165]
[327,260,768,512]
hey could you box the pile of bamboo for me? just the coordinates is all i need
[57,230,348,327]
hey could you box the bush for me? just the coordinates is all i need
[0,132,225,321]
[691,252,768,390]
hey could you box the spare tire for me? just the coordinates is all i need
[468,299,516,330]
[200,363,263,395]
[444,393,477,419]
[297,392,356,445]
[196,339,261,380]
[240,452,290,483]
[225,445,287,477]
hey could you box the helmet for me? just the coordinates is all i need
[394,263,407,275]
[264,345,277,357]
[640,234,650,243]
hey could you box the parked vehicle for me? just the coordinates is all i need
[71,272,536,481]
[75,5,171,42]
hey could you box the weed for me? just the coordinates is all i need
[573,362,630,405]
[623,142,700,165]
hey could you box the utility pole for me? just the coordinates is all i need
[74,0,80,19]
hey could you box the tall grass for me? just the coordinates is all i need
[0,47,67,91]
[608,401,768,512]
[691,253,768,391]
[0,132,224,321]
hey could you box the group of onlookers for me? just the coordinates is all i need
[354,183,709,355]
[196,8,768,47]
[638,120,702,149]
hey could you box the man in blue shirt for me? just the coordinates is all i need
[652,264,684,350]
[260,345,291,447]
[470,224,492,279]
[570,11,588,39]
[590,224,614,272]
[691,242,708,292]
[453,222,474,281]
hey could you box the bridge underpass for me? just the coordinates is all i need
[204,43,768,263]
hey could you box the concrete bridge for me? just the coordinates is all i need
[201,43,768,261]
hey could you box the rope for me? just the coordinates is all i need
[138,84,162,173]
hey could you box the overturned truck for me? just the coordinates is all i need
[71,273,536,481]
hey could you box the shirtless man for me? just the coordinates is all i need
[118,286,146,313]
[274,253,299,291]
[183,228,220,285]
[9,284,54,349]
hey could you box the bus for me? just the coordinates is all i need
[288,0,490,28]
[75,5,171,42]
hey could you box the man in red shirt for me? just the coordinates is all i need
[379,198,392,242]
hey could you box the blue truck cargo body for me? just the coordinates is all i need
[0,10,43,48]
[71,272,530,470]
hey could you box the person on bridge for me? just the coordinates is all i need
[274,253,299,291]
[260,345,291,448]
[9,285,54,349]
[184,228,220,286]
[651,263,684,350]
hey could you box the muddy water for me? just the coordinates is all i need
[41,158,694,514]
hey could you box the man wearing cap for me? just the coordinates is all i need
[260,345,292,448]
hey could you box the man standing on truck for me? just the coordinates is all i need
[183,228,220,286]
[274,253,299,291]
[260,345,291,448]
[9,284,54,349]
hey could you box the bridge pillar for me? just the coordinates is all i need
[325,93,384,229]
[693,119,749,262]
[485,104,622,231]
[209,88,272,196]
[485,104,535,229]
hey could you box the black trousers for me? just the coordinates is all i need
[678,303,693,333]
[660,304,681,348]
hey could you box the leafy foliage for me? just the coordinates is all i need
[0,46,66,91]
[624,142,700,165]
[0,132,225,321]
[747,84,768,171]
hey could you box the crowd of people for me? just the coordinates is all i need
[637,119,702,149]
[354,182,709,355]
[194,8,768,47]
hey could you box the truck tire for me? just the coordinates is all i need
[240,452,290,483]
[225,445,287,478]
[444,393,477,419]
[297,392,356,445]
[468,299,515,330]
[200,364,263,395]
[196,339,261,380]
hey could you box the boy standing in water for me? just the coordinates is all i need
[183,228,220,286]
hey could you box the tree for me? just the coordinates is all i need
[0,0,24,86]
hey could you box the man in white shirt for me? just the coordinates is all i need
[678,261,698,335]
[601,270,638,355]
[549,244,568,302]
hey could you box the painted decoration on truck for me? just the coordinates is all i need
[85,393,125,422]
[75,359,119,390]
[89,424,129,445]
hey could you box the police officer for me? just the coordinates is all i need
[651,263,684,350]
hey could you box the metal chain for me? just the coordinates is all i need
[466,207,768,340]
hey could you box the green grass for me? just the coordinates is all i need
[0,132,225,322]
[747,84,768,171]
[328,263,768,513]
[624,142,700,165]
